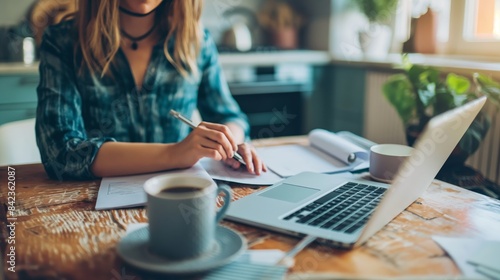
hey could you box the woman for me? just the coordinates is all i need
[35,0,266,180]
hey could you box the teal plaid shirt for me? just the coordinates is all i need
[36,20,249,180]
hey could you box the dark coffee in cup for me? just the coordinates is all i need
[159,186,202,194]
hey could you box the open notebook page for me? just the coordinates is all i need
[309,129,369,163]
[256,129,369,177]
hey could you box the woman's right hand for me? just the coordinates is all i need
[172,121,238,168]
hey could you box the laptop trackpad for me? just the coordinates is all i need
[259,184,320,203]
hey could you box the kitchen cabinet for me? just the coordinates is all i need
[0,73,39,126]
[318,65,366,136]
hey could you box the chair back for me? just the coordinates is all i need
[0,118,41,166]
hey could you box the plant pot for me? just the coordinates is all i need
[267,27,299,49]
[359,23,392,57]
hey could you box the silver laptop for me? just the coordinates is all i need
[226,97,487,248]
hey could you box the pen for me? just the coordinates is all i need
[169,109,247,166]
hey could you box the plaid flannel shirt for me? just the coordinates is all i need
[35,20,248,180]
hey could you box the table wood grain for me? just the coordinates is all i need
[2,137,500,279]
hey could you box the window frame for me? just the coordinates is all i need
[445,0,500,57]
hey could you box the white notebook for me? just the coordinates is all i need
[256,129,371,177]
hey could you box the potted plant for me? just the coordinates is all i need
[382,55,500,166]
[258,0,303,49]
[355,0,399,56]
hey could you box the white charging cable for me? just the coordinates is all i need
[276,235,317,266]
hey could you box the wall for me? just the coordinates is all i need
[202,0,264,45]
[202,0,334,50]
[0,0,35,26]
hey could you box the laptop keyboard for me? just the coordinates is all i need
[282,182,386,234]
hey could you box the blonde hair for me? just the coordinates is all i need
[30,0,77,45]
[76,0,203,78]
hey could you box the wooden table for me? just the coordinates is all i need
[2,137,500,280]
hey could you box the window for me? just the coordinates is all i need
[464,0,500,41]
[396,0,500,56]
[445,0,500,57]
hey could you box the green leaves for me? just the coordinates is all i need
[474,73,500,107]
[355,0,399,23]
[417,84,435,108]
[382,58,500,127]
[428,73,471,115]
[408,65,439,109]
[382,74,415,125]
[382,55,500,159]
[458,111,491,154]
[446,73,470,95]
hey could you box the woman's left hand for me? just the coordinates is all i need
[224,143,267,175]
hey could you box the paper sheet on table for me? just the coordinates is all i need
[95,164,210,210]
[433,236,500,279]
[467,241,500,277]
[199,158,282,185]
[96,160,279,210]
[476,266,500,280]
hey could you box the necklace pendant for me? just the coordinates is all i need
[131,42,138,50]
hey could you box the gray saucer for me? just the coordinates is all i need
[117,225,247,274]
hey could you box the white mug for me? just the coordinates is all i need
[370,144,414,183]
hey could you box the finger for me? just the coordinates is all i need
[240,146,254,174]
[250,149,265,175]
[224,158,241,169]
[199,138,229,160]
[199,146,223,161]
[200,122,238,151]
[198,126,234,160]
[262,162,268,172]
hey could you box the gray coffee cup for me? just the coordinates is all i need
[144,174,231,260]
[370,144,414,183]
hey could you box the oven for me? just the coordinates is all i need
[224,64,313,139]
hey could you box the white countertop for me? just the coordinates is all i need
[0,50,332,75]
[218,50,332,66]
[2,52,500,76]
[0,62,39,75]
[330,53,500,76]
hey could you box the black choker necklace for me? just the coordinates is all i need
[121,25,156,50]
[119,4,160,17]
